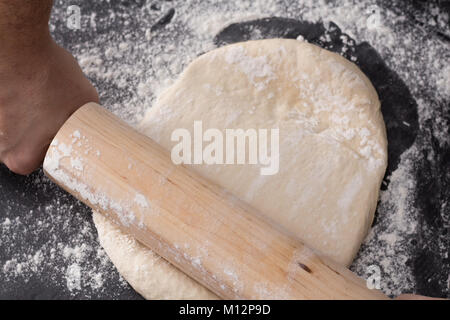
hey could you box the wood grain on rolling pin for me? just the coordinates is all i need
[43,102,388,300]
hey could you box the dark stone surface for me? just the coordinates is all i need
[215,16,449,298]
[0,0,448,299]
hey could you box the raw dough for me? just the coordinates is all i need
[93,39,387,299]
[93,213,217,299]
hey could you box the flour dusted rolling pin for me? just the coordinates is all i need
[43,102,387,300]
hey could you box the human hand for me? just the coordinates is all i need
[0,38,99,175]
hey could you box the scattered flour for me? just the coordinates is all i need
[1,0,448,298]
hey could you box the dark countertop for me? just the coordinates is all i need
[0,0,449,299]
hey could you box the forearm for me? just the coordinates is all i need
[0,0,53,60]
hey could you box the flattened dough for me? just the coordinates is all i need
[93,39,387,299]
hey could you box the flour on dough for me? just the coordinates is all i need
[93,39,387,299]
[93,212,218,299]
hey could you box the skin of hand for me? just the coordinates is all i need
[0,0,99,175]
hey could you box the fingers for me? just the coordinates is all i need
[2,147,45,175]
[0,41,100,175]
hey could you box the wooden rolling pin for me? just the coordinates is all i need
[43,102,387,300]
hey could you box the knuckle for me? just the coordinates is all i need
[3,149,37,175]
